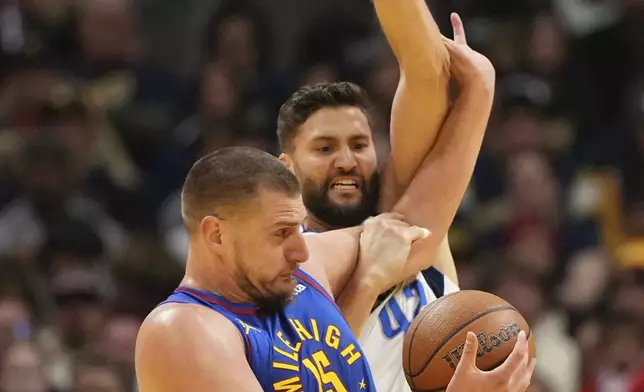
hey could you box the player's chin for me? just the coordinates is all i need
[328,191,363,206]
[271,275,297,296]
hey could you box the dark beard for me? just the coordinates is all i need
[301,171,380,229]
[235,269,292,316]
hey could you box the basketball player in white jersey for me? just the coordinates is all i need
[277,3,491,391]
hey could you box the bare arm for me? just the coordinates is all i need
[393,38,495,279]
[335,274,382,335]
[435,237,459,285]
[135,304,263,392]
[375,0,450,207]
[375,0,456,283]
[336,79,492,334]
[327,0,453,336]
[303,19,487,315]
[299,226,363,298]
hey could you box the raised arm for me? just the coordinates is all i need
[374,0,456,283]
[333,17,495,335]
[375,0,450,207]
[393,23,495,279]
[135,304,264,392]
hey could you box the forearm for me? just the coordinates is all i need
[392,83,493,273]
[381,78,451,209]
[305,226,364,298]
[336,277,381,336]
[373,0,448,78]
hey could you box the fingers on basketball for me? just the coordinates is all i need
[491,330,528,380]
[455,331,479,372]
[451,13,467,45]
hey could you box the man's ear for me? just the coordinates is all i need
[279,153,294,172]
[200,215,223,251]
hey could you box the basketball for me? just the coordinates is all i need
[402,290,536,391]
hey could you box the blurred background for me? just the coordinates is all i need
[0,0,642,391]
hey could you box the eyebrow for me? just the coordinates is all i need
[272,218,304,228]
[309,136,336,143]
[309,134,369,143]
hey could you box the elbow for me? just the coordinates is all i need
[460,64,497,101]
[400,45,450,83]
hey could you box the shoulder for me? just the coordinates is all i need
[135,302,265,391]
[136,302,244,359]
[138,302,240,340]
[135,303,246,390]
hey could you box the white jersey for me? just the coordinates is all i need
[301,225,460,392]
[358,268,459,392]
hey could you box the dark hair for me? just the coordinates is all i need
[181,146,300,231]
[277,82,371,152]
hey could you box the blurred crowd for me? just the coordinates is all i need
[0,0,642,391]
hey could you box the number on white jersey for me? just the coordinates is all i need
[378,279,429,339]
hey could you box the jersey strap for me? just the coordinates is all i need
[421,266,446,299]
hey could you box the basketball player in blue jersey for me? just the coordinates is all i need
[276,5,506,391]
[135,146,431,391]
[135,147,535,392]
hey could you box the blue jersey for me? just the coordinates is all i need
[161,269,375,392]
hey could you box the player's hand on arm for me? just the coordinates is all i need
[356,213,430,291]
[392,13,495,279]
[135,304,263,392]
[336,213,429,335]
[447,331,536,392]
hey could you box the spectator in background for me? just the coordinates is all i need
[72,356,126,392]
[0,140,126,259]
[0,341,48,392]
[0,296,31,359]
[95,314,139,389]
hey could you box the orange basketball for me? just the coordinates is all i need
[402,290,536,391]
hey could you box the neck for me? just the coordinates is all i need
[303,213,340,233]
[182,246,254,305]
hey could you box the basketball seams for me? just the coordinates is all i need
[408,305,517,378]
[404,289,456,390]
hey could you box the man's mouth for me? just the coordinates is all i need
[330,178,360,191]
